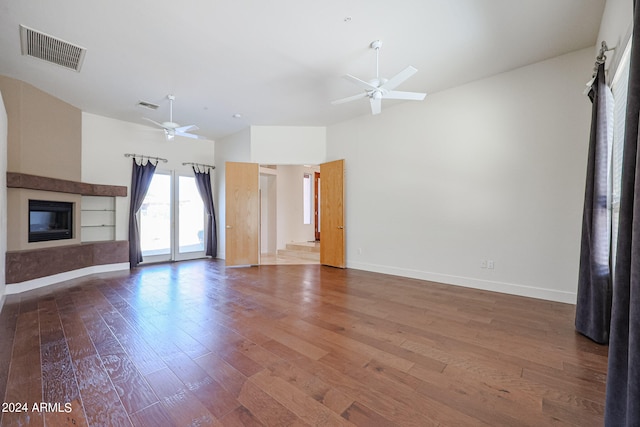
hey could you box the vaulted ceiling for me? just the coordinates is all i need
[0,0,605,140]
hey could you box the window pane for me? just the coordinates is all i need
[303,174,311,225]
[141,174,171,256]
[611,42,631,271]
[179,176,205,253]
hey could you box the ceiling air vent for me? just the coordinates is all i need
[137,101,159,110]
[19,25,86,72]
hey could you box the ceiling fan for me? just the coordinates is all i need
[331,40,427,115]
[143,94,203,140]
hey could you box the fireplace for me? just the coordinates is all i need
[28,199,74,242]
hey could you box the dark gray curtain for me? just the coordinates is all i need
[128,158,157,268]
[193,166,217,257]
[605,2,640,425]
[575,62,613,344]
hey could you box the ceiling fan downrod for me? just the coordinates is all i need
[371,40,382,81]
[167,94,175,123]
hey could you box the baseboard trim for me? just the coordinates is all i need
[5,263,130,295]
[346,261,576,304]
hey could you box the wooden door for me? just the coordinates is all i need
[225,162,259,266]
[320,159,345,268]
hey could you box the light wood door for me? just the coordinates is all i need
[320,159,345,268]
[225,162,259,266]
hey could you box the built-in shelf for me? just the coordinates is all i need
[81,195,116,242]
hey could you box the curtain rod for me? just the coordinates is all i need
[124,153,168,163]
[596,40,616,65]
[182,162,215,170]
[585,41,617,94]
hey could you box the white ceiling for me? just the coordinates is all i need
[0,0,605,141]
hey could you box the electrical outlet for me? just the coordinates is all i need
[481,260,487,269]
[487,260,495,269]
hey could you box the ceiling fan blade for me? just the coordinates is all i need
[344,74,378,91]
[384,90,427,101]
[176,124,199,133]
[380,66,418,91]
[370,97,382,115]
[143,117,167,129]
[331,92,368,105]
[176,131,206,140]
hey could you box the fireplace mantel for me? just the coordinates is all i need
[7,172,127,197]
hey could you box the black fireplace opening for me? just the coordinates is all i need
[28,200,74,243]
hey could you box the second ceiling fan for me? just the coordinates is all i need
[143,94,204,140]
[332,40,427,115]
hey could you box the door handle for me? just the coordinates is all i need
[226,225,232,229]
[338,226,344,229]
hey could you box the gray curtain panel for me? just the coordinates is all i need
[575,62,613,344]
[605,1,640,425]
[192,166,217,257]
[128,159,157,268]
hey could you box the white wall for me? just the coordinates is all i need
[82,113,215,241]
[214,127,252,258]
[251,126,326,165]
[597,0,633,58]
[260,170,277,254]
[326,47,594,303]
[0,92,8,305]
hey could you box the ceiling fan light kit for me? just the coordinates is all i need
[332,40,427,115]
[143,94,204,140]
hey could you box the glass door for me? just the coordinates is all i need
[140,172,172,262]
[139,171,206,263]
[175,174,205,260]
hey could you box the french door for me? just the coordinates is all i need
[320,159,345,268]
[224,160,344,268]
[225,162,260,266]
[139,170,206,263]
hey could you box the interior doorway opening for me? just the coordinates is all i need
[224,159,344,268]
[259,164,320,265]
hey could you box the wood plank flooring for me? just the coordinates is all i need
[0,260,608,426]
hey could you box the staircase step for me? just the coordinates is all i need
[285,242,320,253]
[277,249,320,261]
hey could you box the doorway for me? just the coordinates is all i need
[225,161,344,268]
[260,165,320,265]
[139,170,207,263]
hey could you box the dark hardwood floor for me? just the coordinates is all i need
[0,260,608,426]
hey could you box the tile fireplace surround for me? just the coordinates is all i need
[5,172,129,293]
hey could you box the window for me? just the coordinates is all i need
[140,172,171,257]
[610,40,632,271]
[178,175,206,254]
[303,173,312,224]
